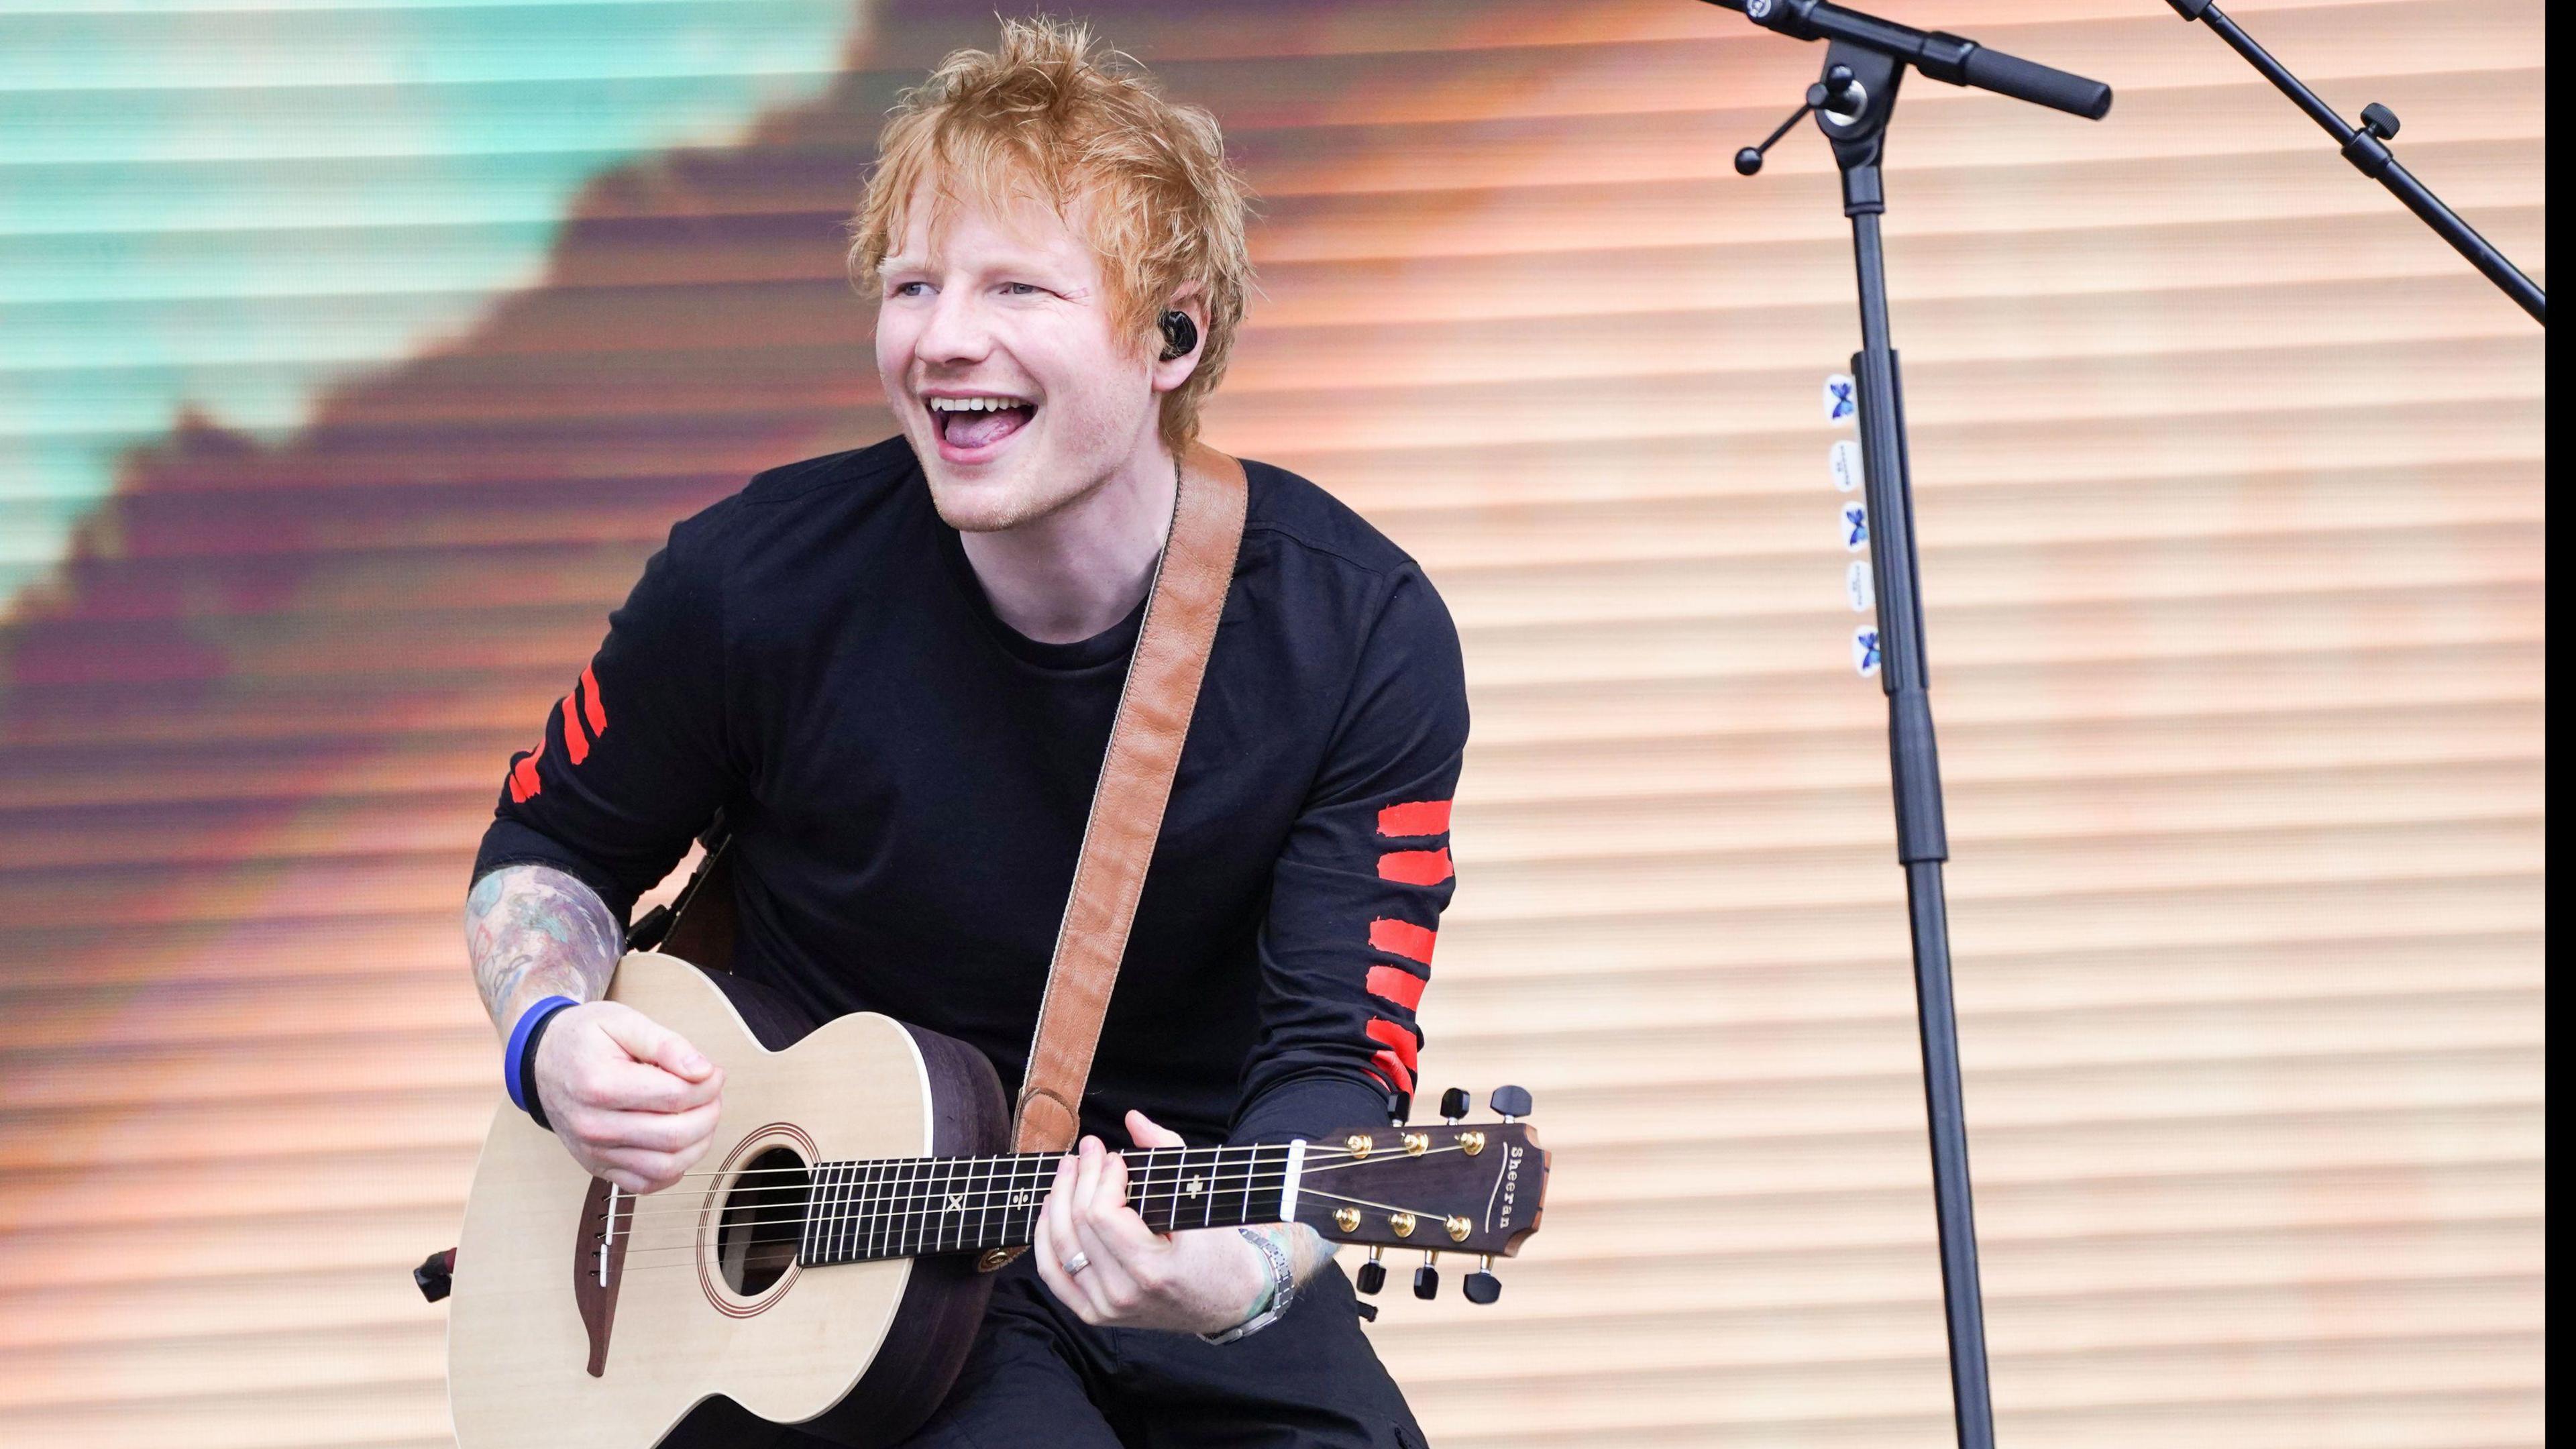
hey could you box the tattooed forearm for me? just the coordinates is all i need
[1263,1223,1335,1291]
[465,863,624,1034]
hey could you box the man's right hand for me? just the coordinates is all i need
[531,1000,725,1193]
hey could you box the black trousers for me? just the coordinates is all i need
[894,1253,1426,1449]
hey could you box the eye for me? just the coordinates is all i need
[1003,282,1044,297]
[889,280,930,299]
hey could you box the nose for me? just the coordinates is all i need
[914,282,994,368]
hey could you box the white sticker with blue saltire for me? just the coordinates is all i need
[1847,559,1874,612]
[1840,500,1868,553]
[1829,439,1862,492]
[1853,625,1882,678]
[1823,373,1857,425]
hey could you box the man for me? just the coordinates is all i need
[465,19,1462,1447]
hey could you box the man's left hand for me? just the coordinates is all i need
[1032,1110,1277,1335]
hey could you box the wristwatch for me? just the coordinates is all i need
[1199,1227,1295,1344]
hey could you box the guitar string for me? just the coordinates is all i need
[601,1161,1303,1256]
[604,1167,1297,1241]
[644,1140,1386,1185]
[615,1140,1422,1199]
[600,1155,1477,1259]
[576,1145,1491,1270]
[603,1181,1475,1272]
[599,1146,1318,1220]
[601,1143,1465,1229]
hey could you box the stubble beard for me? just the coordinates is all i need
[926,455,1112,535]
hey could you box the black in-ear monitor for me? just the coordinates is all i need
[1157,310,1198,360]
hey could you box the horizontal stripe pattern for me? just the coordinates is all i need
[0,2,2543,1447]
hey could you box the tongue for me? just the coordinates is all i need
[946,407,1028,451]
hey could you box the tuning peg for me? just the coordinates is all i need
[1440,1087,1470,1123]
[1386,1088,1412,1125]
[1489,1085,1532,1121]
[1356,1246,1385,1296]
[1464,1255,1501,1305]
[1413,1256,1440,1299]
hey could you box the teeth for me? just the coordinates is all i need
[927,396,1026,413]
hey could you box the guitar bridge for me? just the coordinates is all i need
[574,1178,633,1377]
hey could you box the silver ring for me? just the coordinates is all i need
[1063,1252,1091,1277]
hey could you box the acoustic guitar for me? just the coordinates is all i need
[440,951,1550,1448]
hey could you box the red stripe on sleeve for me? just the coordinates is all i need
[1377,799,1451,838]
[1368,1050,1416,1095]
[508,749,543,803]
[1377,847,1454,886]
[1366,1018,1421,1073]
[1368,918,1437,965]
[1366,965,1426,1011]
[559,694,590,765]
[580,664,607,735]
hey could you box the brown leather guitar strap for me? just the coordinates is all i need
[1010,443,1248,1157]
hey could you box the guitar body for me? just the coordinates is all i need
[447,952,1008,1449]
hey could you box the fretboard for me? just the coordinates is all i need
[793,1143,1299,1267]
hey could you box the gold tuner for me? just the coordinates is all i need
[1335,1205,1361,1232]
[1446,1215,1471,1242]
[1460,1130,1487,1156]
[1390,1211,1417,1238]
[1402,1132,1430,1155]
[1345,1134,1373,1159]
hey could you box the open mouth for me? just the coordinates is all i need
[926,394,1036,458]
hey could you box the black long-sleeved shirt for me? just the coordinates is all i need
[472,436,1466,1148]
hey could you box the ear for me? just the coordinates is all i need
[1149,286,1209,396]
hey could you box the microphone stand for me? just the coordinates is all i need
[1707,3,2116,1444]
[2167,0,2544,326]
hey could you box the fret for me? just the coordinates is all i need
[1020,1152,1046,1244]
[1156,1148,1181,1234]
[790,1144,1322,1266]
[850,1155,881,1258]
[875,1155,896,1258]
[1131,1148,1159,1232]
[977,1155,1000,1252]
[888,1157,911,1261]
[796,1161,822,1265]
[941,1157,965,1254]
[811,1160,843,1266]
[826,1159,849,1266]
[844,1159,868,1265]
[1008,1155,1038,1250]
[903,1158,927,1258]
[926,1157,947,1256]
[937,1150,958,1252]
[843,1159,866,1264]
[855,1159,877,1262]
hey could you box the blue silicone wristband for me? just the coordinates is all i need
[503,996,581,1114]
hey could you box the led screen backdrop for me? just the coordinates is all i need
[0,1,2545,1445]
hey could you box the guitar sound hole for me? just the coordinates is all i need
[716,1146,810,1297]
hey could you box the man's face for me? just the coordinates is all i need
[875,185,1163,532]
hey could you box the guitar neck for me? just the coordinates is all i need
[792,1142,1302,1267]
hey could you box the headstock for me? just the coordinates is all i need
[1294,1085,1548,1307]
